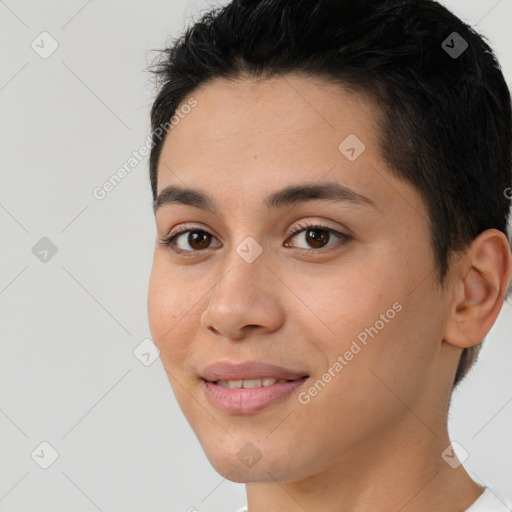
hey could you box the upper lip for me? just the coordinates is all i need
[200,361,309,382]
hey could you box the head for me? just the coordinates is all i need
[147,0,512,483]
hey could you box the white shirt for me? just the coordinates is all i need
[235,487,512,512]
[465,488,512,511]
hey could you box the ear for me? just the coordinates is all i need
[443,229,512,349]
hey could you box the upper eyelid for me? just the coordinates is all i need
[167,221,344,239]
[288,222,345,236]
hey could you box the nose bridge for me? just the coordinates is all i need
[211,235,267,305]
[201,236,283,337]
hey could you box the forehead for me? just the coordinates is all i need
[159,74,380,168]
[156,74,424,220]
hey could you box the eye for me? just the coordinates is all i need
[159,225,221,253]
[159,222,352,255]
[284,222,352,251]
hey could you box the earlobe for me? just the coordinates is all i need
[444,229,512,349]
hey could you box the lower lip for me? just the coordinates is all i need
[202,378,308,414]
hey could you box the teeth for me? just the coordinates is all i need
[216,378,282,389]
[218,379,243,388]
[243,379,263,389]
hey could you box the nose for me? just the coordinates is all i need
[199,244,285,340]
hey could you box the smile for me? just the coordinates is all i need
[202,376,309,414]
[216,378,291,388]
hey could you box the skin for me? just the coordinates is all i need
[147,74,512,512]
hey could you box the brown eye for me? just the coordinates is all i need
[303,228,330,248]
[286,223,351,251]
[186,231,212,250]
[161,227,221,253]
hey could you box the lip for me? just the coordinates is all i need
[200,360,309,382]
[199,360,310,415]
[202,378,309,414]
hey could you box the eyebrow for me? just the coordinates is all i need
[153,181,378,213]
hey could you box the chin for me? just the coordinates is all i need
[207,457,284,483]
[199,437,304,483]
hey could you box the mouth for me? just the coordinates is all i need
[212,377,304,389]
[200,360,309,382]
[199,360,310,414]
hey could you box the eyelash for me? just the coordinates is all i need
[159,222,352,255]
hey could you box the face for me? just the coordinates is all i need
[147,74,453,483]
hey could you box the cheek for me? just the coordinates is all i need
[296,249,436,382]
[148,276,176,345]
[147,259,189,357]
[313,282,444,420]
[290,258,396,352]
[147,256,212,385]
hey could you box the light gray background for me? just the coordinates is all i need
[0,1,511,511]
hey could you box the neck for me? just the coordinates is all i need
[244,416,483,512]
